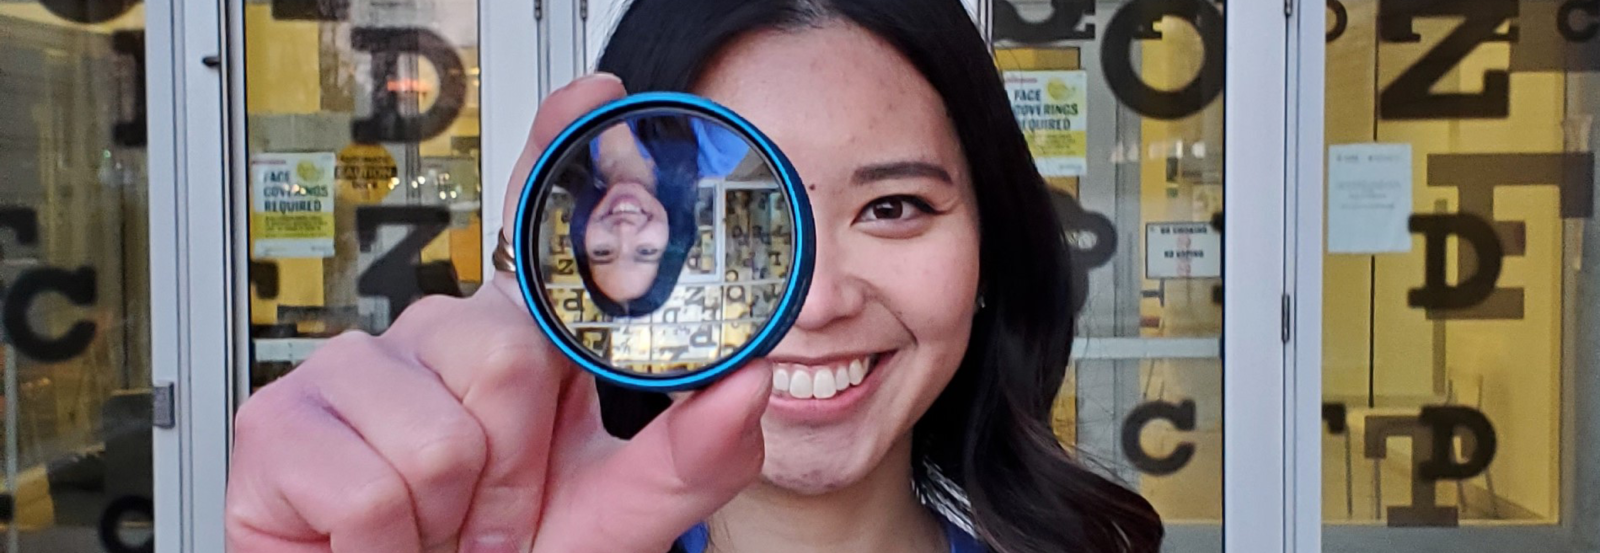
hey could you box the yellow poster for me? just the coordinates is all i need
[251,152,337,258]
[1004,70,1088,177]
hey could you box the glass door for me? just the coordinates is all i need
[0,2,157,552]
[1297,0,1600,550]
[986,1,1290,551]
[234,0,487,393]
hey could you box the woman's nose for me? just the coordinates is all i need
[790,235,866,331]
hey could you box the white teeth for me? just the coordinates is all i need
[813,370,837,399]
[771,356,876,400]
[789,370,814,399]
[614,203,643,214]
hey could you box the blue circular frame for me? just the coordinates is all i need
[513,92,815,392]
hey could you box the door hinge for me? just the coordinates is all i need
[1281,294,1293,343]
[580,0,588,20]
[1285,0,1294,17]
[153,381,176,429]
[534,0,543,21]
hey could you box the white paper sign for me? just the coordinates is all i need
[1146,222,1221,279]
[1328,143,1413,254]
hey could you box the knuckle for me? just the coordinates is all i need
[233,384,302,441]
[392,417,488,492]
[386,295,463,334]
[474,331,552,388]
[339,473,412,528]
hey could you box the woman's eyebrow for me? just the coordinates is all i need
[852,161,953,185]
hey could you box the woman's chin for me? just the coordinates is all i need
[758,461,865,496]
[755,434,881,496]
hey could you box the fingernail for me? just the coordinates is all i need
[465,534,519,553]
[573,72,622,87]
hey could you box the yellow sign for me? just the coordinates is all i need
[1004,70,1088,177]
[337,143,398,204]
[251,152,337,258]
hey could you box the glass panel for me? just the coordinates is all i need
[243,0,484,391]
[994,0,1225,550]
[1321,0,1597,548]
[0,3,153,552]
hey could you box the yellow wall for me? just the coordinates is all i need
[1323,7,1565,520]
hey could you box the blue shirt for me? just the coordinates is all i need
[675,517,987,553]
[589,116,751,180]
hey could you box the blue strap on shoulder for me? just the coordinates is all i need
[675,518,985,552]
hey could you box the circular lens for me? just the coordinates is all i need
[518,100,807,389]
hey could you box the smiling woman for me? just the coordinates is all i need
[224,1,1162,552]
[591,3,1161,551]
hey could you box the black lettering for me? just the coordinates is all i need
[1417,406,1497,480]
[1408,214,1503,311]
[271,0,349,20]
[1322,402,1348,434]
[1328,0,1349,42]
[355,206,450,323]
[350,28,467,143]
[1559,0,1599,42]
[4,267,98,362]
[112,31,147,147]
[1378,0,1518,119]
[38,0,140,24]
[249,260,280,299]
[1121,399,1197,476]
[1101,0,1225,120]
[1420,153,1594,319]
[994,0,1096,42]
[98,495,154,553]
[1364,414,1458,526]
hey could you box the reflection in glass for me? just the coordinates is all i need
[532,111,794,377]
[994,0,1227,550]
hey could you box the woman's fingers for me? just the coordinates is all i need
[289,332,490,550]
[500,72,630,249]
[380,291,574,552]
[226,376,424,553]
[533,361,773,553]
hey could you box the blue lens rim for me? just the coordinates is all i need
[513,92,814,392]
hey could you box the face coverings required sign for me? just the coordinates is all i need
[1004,70,1088,177]
[251,153,337,258]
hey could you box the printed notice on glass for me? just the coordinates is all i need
[1328,143,1413,254]
[1004,70,1087,177]
[1146,222,1221,279]
[251,153,337,258]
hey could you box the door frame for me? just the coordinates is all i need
[147,0,232,551]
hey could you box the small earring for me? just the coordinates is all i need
[976,294,987,310]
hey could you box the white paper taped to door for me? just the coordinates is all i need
[1328,143,1413,254]
[1146,222,1220,279]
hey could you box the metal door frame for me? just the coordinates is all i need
[148,0,232,551]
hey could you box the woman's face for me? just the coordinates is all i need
[584,181,670,301]
[694,23,981,494]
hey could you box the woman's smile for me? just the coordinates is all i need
[764,351,892,423]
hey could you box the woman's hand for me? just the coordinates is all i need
[225,73,772,553]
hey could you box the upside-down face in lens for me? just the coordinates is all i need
[584,180,670,302]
